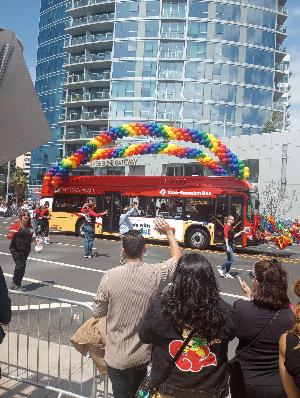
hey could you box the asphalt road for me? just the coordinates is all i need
[0,216,299,345]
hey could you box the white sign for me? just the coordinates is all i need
[129,217,184,242]
[91,158,138,168]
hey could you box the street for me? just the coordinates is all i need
[1,217,299,307]
[1,216,300,397]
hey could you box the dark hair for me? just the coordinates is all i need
[162,253,224,340]
[122,230,145,259]
[289,281,300,349]
[253,258,290,311]
[19,210,31,228]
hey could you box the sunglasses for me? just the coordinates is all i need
[249,271,256,280]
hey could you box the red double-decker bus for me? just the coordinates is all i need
[41,175,259,249]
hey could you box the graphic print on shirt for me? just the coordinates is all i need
[169,335,217,373]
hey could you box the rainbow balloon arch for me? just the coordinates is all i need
[44,122,250,186]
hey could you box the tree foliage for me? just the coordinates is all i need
[260,179,297,219]
[10,166,28,203]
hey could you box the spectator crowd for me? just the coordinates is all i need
[89,217,300,398]
[1,216,300,398]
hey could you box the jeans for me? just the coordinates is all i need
[108,365,147,398]
[41,220,49,237]
[244,384,287,398]
[221,245,234,273]
[10,249,29,286]
[84,225,95,256]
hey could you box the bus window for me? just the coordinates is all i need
[185,198,213,222]
[230,196,243,229]
[53,194,91,212]
[156,198,184,219]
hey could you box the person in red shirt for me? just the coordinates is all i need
[217,215,247,279]
[7,210,33,290]
[81,201,108,258]
[39,202,51,244]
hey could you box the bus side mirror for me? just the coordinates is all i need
[255,200,260,209]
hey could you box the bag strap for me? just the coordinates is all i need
[153,327,196,391]
[231,309,281,363]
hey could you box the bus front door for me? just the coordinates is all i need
[101,193,121,233]
[229,196,244,245]
[214,196,229,244]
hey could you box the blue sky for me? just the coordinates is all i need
[1,0,300,130]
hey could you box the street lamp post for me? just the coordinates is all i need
[6,160,10,203]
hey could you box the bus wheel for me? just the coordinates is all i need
[186,228,209,250]
[76,220,85,238]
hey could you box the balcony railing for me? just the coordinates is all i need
[64,130,100,139]
[82,111,109,120]
[66,32,113,47]
[161,31,184,39]
[160,51,184,59]
[278,5,287,14]
[275,63,289,72]
[83,91,109,100]
[67,13,114,28]
[67,0,114,11]
[64,70,110,83]
[161,11,186,19]
[159,71,182,79]
[277,44,287,53]
[61,110,109,121]
[67,51,112,65]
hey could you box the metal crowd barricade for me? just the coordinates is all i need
[0,290,110,398]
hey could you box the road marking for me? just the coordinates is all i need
[0,231,299,263]
[4,273,95,297]
[11,302,92,311]
[0,251,106,274]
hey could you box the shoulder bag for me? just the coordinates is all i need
[229,310,281,398]
[136,328,196,398]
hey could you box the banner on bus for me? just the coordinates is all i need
[129,217,185,241]
[124,188,223,198]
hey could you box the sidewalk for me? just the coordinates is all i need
[0,332,112,398]
[239,242,300,258]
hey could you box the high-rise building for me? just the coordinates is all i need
[29,0,69,190]
[60,0,289,159]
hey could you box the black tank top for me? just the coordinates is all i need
[285,332,300,389]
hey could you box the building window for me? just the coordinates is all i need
[160,42,184,59]
[157,102,181,120]
[216,4,240,22]
[183,103,203,120]
[141,81,156,97]
[162,2,186,18]
[189,1,208,18]
[111,81,134,97]
[184,82,204,100]
[188,22,207,39]
[215,23,240,42]
[281,144,288,186]
[112,61,136,78]
[158,82,182,99]
[159,61,183,79]
[185,62,205,80]
[187,42,206,59]
[161,22,185,39]
[115,21,138,38]
[243,159,259,183]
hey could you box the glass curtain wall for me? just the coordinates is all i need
[29,0,69,189]
[110,0,287,137]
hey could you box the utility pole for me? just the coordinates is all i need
[6,160,10,203]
